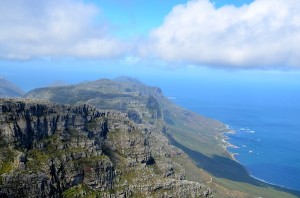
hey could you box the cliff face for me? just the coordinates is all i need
[0,98,212,198]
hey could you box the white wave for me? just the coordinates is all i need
[167,96,177,100]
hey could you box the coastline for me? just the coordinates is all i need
[169,96,300,195]
[219,124,240,162]
[250,174,300,193]
[165,119,300,197]
[219,124,300,194]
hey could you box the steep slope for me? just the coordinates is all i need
[25,77,299,198]
[0,78,24,97]
[0,98,212,198]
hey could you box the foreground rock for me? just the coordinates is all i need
[0,98,212,198]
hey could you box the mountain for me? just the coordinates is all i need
[25,78,228,162]
[21,78,300,197]
[0,98,211,197]
[25,78,224,153]
[0,78,24,97]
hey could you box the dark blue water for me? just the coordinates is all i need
[159,80,300,191]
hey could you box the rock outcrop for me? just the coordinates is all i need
[0,98,212,198]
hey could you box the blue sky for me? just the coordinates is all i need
[85,0,254,37]
[0,0,300,91]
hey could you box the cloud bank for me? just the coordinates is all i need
[0,0,127,60]
[1,0,300,69]
[150,0,300,68]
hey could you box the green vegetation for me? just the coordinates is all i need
[215,177,298,198]
[26,149,50,172]
[62,184,98,198]
[159,97,226,157]
[150,163,163,175]
[0,162,13,175]
[167,124,224,157]
[0,146,15,175]
[0,145,16,185]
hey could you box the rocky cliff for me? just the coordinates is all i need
[0,98,212,198]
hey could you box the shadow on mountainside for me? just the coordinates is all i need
[165,132,259,185]
[165,132,300,196]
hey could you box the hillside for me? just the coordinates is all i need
[0,78,24,98]
[24,77,299,198]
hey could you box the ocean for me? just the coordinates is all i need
[160,80,300,191]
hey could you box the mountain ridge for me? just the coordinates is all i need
[0,78,24,98]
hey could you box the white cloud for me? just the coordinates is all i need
[0,0,127,60]
[121,56,141,65]
[150,0,300,68]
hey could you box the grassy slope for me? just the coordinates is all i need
[160,98,226,157]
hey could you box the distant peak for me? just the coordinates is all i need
[0,75,7,80]
[0,78,25,97]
